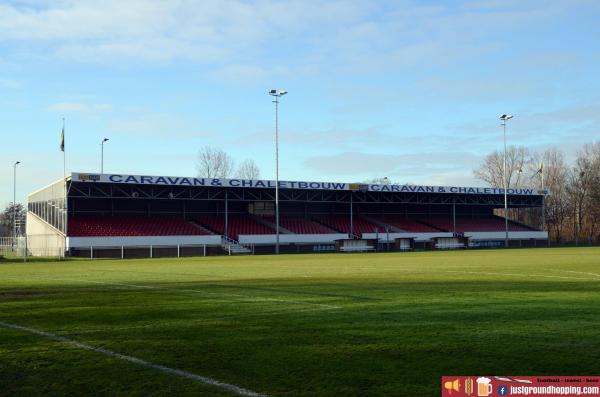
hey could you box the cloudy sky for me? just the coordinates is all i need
[1,0,600,205]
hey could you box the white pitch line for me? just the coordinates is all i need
[56,278,342,309]
[340,267,600,281]
[0,320,269,397]
[544,269,600,278]
[442,270,600,281]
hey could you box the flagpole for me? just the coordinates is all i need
[62,117,66,180]
[62,117,67,259]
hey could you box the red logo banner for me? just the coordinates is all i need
[441,376,600,397]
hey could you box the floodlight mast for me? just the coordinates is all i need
[13,161,20,250]
[101,138,109,174]
[269,89,287,254]
[499,114,513,248]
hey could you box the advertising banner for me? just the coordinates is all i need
[71,173,546,196]
[441,376,600,397]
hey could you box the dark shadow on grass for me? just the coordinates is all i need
[2,278,600,396]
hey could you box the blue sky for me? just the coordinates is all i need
[2,0,600,206]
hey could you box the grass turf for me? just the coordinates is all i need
[1,247,599,396]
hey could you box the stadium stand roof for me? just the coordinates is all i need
[70,172,547,196]
[25,172,549,256]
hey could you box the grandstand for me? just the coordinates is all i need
[25,173,548,257]
[371,216,441,233]
[262,216,336,234]
[68,216,210,237]
[313,215,382,236]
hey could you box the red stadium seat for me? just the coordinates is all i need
[68,214,534,239]
[313,215,382,236]
[68,216,210,237]
[374,217,441,232]
[262,216,337,234]
[423,217,534,233]
[194,215,275,240]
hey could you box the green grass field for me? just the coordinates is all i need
[1,247,599,396]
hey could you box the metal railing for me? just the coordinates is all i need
[220,236,252,255]
[0,236,65,260]
[82,244,211,259]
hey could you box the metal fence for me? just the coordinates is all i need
[0,236,229,260]
[0,236,65,260]
[71,244,217,259]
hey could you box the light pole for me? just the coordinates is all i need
[515,168,523,186]
[269,89,287,254]
[539,161,545,232]
[101,138,109,173]
[500,114,513,248]
[13,161,20,250]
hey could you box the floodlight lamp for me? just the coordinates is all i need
[15,161,20,165]
[103,138,109,142]
[499,114,514,121]
[269,89,287,97]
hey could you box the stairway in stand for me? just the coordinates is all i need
[221,237,252,255]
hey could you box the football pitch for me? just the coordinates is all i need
[1,247,599,396]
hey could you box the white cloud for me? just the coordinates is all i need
[48,102,112,113]
[2,0,593,74]
[0,0,368,64]
[241,126,399,149]
[0,78,21,89]
[108,113,210,139]
[209,64,268,83]
[304,151,480,176]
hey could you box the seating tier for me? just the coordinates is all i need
[375,217,441,232]
[313,216,382,236]
[68,216,208,237]
[263,216,336,234]
[424,217,533,232]
[195,215,275,240]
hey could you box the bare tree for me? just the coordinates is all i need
[474,141,600,244]
[474,146,535,226]
[365,177,393,185]
[0,203,26,237]
[236,159,261,180]
[532,148,570,241]
[474,146,532,188]
[570,142,600,244]
[587,143,600,242]
[196,146,234,178]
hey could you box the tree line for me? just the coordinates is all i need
[196,146,261,180]
[0,203,26,238]
[2,142,598,244]
[474,141,600,244]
